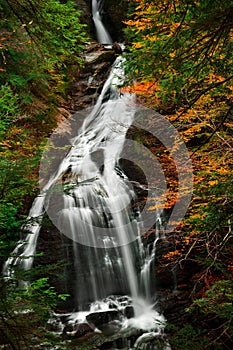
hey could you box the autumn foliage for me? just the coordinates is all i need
[124,0,233,347]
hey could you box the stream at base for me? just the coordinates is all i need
[48,295,171,350]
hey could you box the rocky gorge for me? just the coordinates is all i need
[34,1,202,343]
[1,1,232,349]
[30,39,202,348]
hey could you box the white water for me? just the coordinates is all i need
[3,195,45,278]
[50,296,170,349]
[4,56,142,300]
[92,0,113,44]
[3,1,170,347]
[140,208,164,300]
[4,53,167,345]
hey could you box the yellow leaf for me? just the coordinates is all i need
[208,180,219,186]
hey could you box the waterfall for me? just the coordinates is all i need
[47,55,143,307]
[3,55,152,305]
[3,1,171,348]
[3,195,45,278]
[92,0,113,44]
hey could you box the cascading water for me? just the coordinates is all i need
[3,1,171,348]
[92,0,112,44]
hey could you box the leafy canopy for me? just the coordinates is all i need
[124,2,233,347]
[124,0,233,114]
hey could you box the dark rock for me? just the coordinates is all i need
[97,320,122,336]
[46,314,63,333]
[84,50,115,65]
[156,266,175,289]
[86,310,121,328]
[112,42,123,54]
[63,322,78,334]
[74,0,92,30]
[74,94,97,107]
[74,332,105,347]
[118,296,130,303]
[85,86,98,95]
[115,338,128,349]
[59,315,70,324]
[85,42,103,53]
[65,42,116,111]
[75,323,94,337]
[124,305,135,319]
[93,61,112,77]
[102,0,128,41]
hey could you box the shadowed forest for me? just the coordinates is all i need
[0,0,232,349]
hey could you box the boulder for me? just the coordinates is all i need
[84,50,115,65]
[86,310,121,328]
[124,306,135,319]
[97,320,122,336]
[75,323,94,337]
[112,42,123,54]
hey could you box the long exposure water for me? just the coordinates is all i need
[3,1,171,348]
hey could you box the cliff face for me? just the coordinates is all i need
[101,0,129,41]
[75,0,92,34]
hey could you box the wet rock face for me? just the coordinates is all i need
[74,323,94,337]
[85,307,135,336]
[124,305,135,319]
[151,234,202,325]
[68,42,117,113]
[84,49,116,65]
[74,0,92,30]
[103,0,129,42]
[86,310,121,328]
